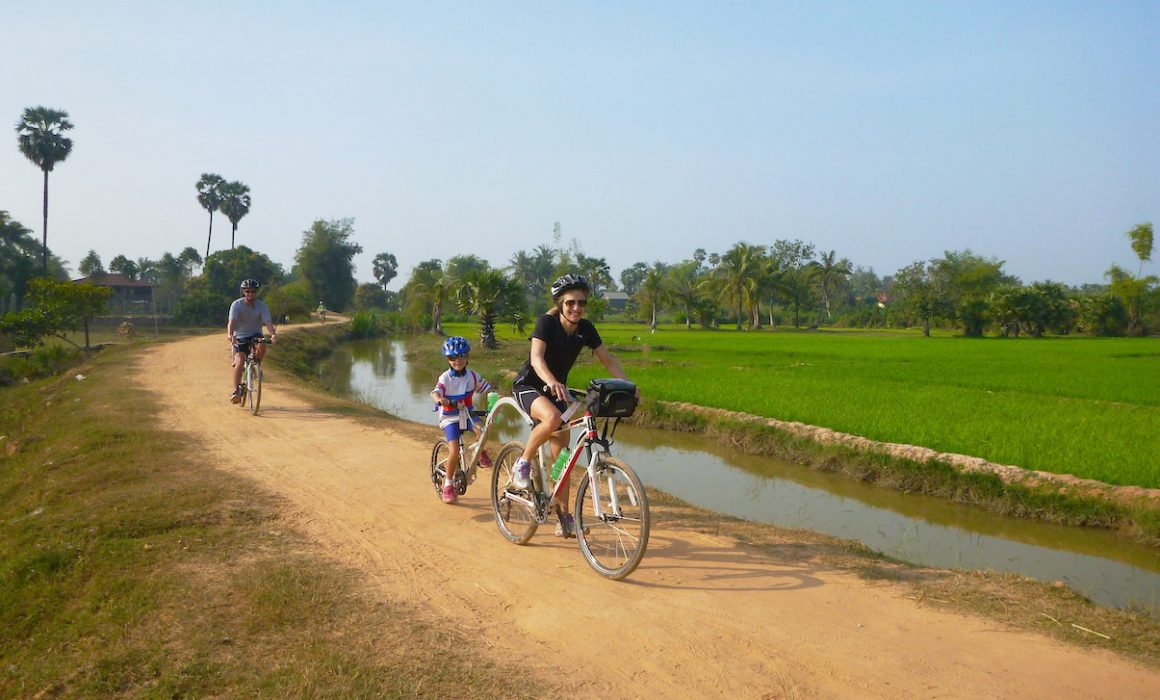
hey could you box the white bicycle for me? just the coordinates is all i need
[489,379,649,580]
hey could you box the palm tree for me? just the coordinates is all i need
[15,106,74,275]
[372,252,398,290]
[178,246,203,277]
[456,269,524,349]
[1,211,42,311]
[196,173,225,259]
[816,250,853,322]
[1126,222,1154,278]
[406,264,449,335]
[636,262,668,332]
[666,260,702,329]
[708,242,763,330]
[575,253,612,297]
[218,180,251,249]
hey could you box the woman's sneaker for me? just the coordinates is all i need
[478,450,492,468]
[441,483,458,504]
[230,386,244,404]
[511,458,532,489]
[554,513,588,538]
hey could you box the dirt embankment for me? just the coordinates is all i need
[142,332,1160,699]
[663,401,1160,508]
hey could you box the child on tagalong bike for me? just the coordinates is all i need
[430,336,493,504]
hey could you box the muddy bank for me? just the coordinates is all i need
[665,401,1160,507]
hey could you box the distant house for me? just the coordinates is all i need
[602,291,630,312]
[74,273,157,313]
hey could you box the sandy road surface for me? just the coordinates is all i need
[143,333,1160,699]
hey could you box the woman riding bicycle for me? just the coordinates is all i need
[509,273,636,537]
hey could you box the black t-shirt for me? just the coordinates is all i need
[515,314,602,388]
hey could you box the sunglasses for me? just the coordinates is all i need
[243,290,256,294]
[562,299,588,308]
[448,354,467,360]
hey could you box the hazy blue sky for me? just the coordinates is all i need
[3,1,1157,288]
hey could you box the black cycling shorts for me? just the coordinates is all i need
[232,333,263,355]
[512,382,567,417]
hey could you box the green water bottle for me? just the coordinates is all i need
[551,447,571,481]
[486,391,500,413]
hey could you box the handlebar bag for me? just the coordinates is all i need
[586,378,637,417]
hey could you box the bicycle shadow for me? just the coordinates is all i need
[241,405,335,420]
[465,505,828,593]
[627,532,827,592]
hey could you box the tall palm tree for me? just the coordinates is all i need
[218,180,251,249]
[1126,222,1153,278]
[15,106,74,275]
[636,262,668,332]
[665,260,702,329]
[196,173,225,259]
[816,250,853,322]
[456,269,524,349]
[708,242,763,330]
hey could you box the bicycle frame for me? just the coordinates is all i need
[490,393,627,524]
[435,400,499,487]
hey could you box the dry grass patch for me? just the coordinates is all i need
[0,342,535,699]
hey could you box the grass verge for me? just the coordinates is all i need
[0,342,533,698]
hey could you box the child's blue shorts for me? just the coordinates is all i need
[442,421,475,442]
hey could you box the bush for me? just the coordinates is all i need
[173,289,232,326]
[348,311,405,339]
[0,346,83,386]
[264,280,314,324]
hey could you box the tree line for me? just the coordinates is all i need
[5,104,1157,350]
[387,225,1157,340]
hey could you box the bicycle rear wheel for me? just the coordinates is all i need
[247,363,262,415]
[491,441,538,545]
[575,455,650,580]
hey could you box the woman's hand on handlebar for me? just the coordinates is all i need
[544,380,569,403]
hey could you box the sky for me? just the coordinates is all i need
[2,1,1157,289]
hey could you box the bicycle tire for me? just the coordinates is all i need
[575,455,650,580]
[430,439,449,499]
[490,441,538,545]
[247,363,263,415]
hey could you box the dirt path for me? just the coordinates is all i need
[143,333,1160,699]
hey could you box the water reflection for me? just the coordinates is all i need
[318,339,1160,612]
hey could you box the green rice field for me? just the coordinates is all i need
[462,323,1160,490]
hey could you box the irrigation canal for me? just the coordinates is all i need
[317,338,1160,613]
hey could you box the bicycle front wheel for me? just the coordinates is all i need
[247,363,263,415]
[430,439,449,499]
[575,455,650,580]
[491,441,538,545]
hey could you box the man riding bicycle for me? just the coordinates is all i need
[227,278,277,403]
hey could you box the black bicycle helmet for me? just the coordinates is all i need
[551,273,590,300]
[240,278,260,290]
